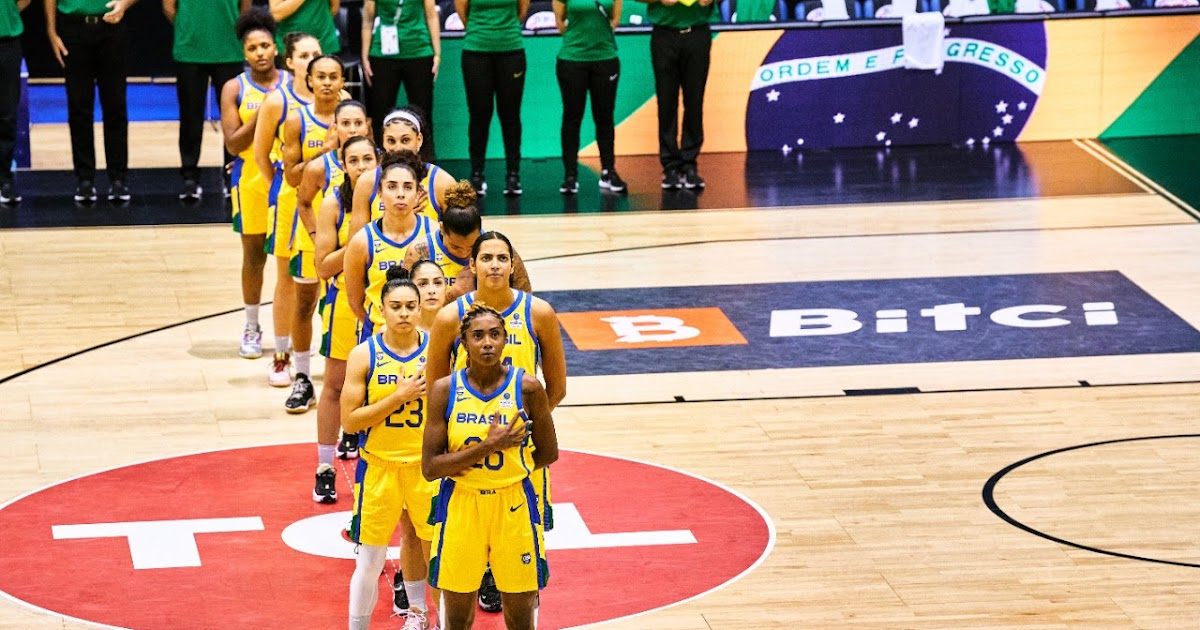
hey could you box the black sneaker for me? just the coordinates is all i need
[469,171,487,196]
[478,567,502,613]
[179,179,202,201]
[285,373,316,414]
[661,168,681,190]
[337,431,359,460]
[559,175,578,195]
[74,180,98,203]
[0,180,19,205]
[392,570,410,614]
[504,173,522,196]
[600,169,627,194]
[682,166,705,190]
[108,179,131,203]
[312,464,337,503]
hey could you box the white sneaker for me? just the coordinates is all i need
[268,352,292,387]
[239,325,263,359]
[399,609,429,630]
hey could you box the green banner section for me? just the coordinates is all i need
[1101,135,1200,215]
[395,34,657,161]
[1100,35,1200,139]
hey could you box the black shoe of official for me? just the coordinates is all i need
[661,168,681,190]
[504,173,522,196]
[478,567,503,613]
[108,179,131,204]
[469,171,488,196]
[392,570,410,614]
[179,179,202,202]
[0,180,20,205]
[312,464,337,503]
[337,431,359,460]
[285,373,316,414]
[559,174,578,195]
[74,180,98,204]
[599,169,627,194]
[682,166,705,190]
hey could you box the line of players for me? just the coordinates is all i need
[222,9,568,630]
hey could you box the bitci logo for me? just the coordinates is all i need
[0,445,773,630]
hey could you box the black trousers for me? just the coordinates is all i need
[58,14,129,182]
[650,24,711,172]
[556,57,619,175]
[0,36,20,183]
[461,49,525,174]
[176,61,242,181]
[367,55,436,156]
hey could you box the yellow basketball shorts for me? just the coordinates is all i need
[289,250,318,281]
[534,466,553,531]
[349,453,438,547]
[231,158,269,236]
[320,283,359,361]
[265,167,297,258]
[428,477,549,594]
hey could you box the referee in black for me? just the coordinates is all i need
[640,0,713,191]
[44,0,135,204]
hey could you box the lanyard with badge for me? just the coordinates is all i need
[379,0,403,55]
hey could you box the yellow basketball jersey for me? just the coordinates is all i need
[444,366,534,490]
[232,72,283,185]
[293,104,332,253]
[368,163,443,222]
[361,331,430,464]
[451,290,540,373]
[422,229,469,287]
[268,81,309,239]
[328,187,352,290]
[363,215,433,328]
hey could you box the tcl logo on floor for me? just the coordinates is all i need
[0,444,772,630]
[546,271,1200,376]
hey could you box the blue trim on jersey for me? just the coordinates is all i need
[359,319,374,344]
[426,163,442,217]
[446,371,460,421]
[236,74,247,108]
[513,368,533,478]
[523,293,540,369]
[461,365,515,403]
[230,157,244,187]
[376,330,428,363]
[373,215,428,250]
[435,231,470,266]
[428,477,456,588]
[522,476,548,589]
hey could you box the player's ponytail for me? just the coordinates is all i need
[380,265,418,301]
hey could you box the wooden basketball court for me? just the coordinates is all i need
[1,124,1199,629]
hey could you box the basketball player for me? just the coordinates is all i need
[343,268,441,630]
[411,259,448,332]
[401,181,531,302]
[219,8,283,359]
[350,107,456,236]
[423,302,559,630]
[344,150,434,344]
[312,134,378,499]
[279,54,349,415]
[425,231,567,613]
[252,31,321,387]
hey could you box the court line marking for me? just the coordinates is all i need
[1075,138,1200,222]
[0,443,777,630]
[1070,138,1156,195]
[983,434,1200,569]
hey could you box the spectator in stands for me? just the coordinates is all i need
[639,0,713,192]
[164,0,251,202]
[361,0,442,152]
[457,0,529,197]
[270,0,341,55]
[553,0,626,195]
[45,0,136,204]
[0,0,30,205]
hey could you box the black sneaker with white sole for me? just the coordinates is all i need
[682,166,705,190]
[392,570,409,614]
[559,175,578,194]
[0,180,20,205]
[599,169,627,194]
[337,431,359,459]
[478,567,503,613]
[74,180,98,203]
[313,464,337,503]
[470,171,487,196]
[108,179,131,203]
[285,373,316,414]
[504,173,522,196]
[661,168,681,190]
[179,179,202,201]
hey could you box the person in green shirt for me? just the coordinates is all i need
[164,0,250,201]
[639,0,714,191]
[553,0,625,195]
[0,0,31,205]
[361,0,442,152]
[270,0,340,55]
[44,0,138,204]
[456,0,529,196]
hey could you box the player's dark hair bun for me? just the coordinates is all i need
[385,265,410,282]
[236,7,276,41]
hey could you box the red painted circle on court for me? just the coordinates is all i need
[0,445,772,629]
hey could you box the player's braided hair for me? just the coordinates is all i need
[458,301,506,345]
